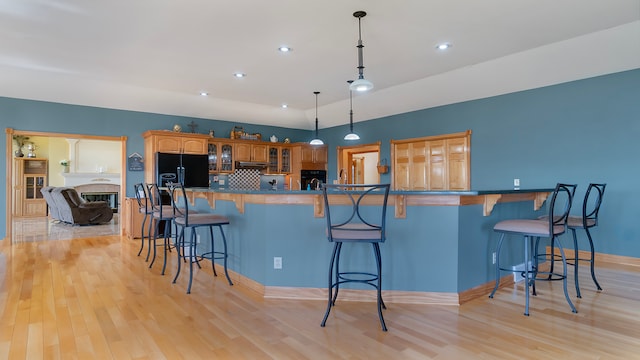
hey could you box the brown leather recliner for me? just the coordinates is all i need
[42,187,113,225]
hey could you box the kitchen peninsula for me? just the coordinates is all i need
[174,187,551,305]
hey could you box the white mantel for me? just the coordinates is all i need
[61,172,120,187]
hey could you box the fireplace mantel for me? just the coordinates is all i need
[61,172,120,187]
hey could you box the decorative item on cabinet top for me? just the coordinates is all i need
[230,125,261,140]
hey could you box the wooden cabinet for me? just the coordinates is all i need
[267,145,292,174]
[142,130,209,182]
[300,144,327,170]
[122,197,145,240]
[208,141,234,173]
[391,130,470,191]
[235,142,268,163]
[14,158,48,217]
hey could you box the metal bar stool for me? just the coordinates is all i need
[490,183,577,316]
[147,183,177,276]
[320,184,390,331]
[134,183,153,258]
[567,183,606,297]
[167,182,233,294]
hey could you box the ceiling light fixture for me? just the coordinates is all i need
[310,91,324,145]
[281,104,288,108]
[436,43,452,50]
[344,81,360,141]
[278,46,292,52]
[349,11,373,93]
[233,72,246,78]
[200,92,208,96]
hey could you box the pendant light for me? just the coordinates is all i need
[349,11,374,92]
[309,91,324,145]
[344,80,360,141]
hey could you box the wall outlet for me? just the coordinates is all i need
[273,257,282,269]
[513,178,520,187]
[492,252,496,264]
[219,179,225,185]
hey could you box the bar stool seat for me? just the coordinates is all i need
[320,184,390,331]
[489,183,577,316]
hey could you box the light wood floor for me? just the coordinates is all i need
[1,233,639,359]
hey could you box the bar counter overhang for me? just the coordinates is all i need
[173,188,553,305]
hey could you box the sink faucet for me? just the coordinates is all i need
[310,178,322,190]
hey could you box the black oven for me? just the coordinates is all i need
[301,170,327,190]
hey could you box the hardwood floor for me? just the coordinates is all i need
[1,232,639,359]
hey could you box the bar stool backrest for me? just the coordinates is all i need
[166,182,191,225]
[322,184,391,243]
[547,183,577,236]
[147,183,172,219]
[134,183,150,214]
[581,183,606,228]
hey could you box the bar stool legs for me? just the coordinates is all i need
[321,242,387,331]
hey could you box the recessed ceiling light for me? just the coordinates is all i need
[233,73,246,78]
[281,104,288,108]
[200,92,208,96]
[436,43,452,50]
[278,46,292,52]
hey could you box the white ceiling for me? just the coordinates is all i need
[1,0,639,130]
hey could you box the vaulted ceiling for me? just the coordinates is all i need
[1,0,639,129]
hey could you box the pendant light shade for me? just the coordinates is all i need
[309,91,324,145]
[349,11,373,93]
[344,80,360,141]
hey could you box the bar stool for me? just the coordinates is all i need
[489,183,577,316]
[147,183,177,275]
[320,184,390,331]
[134,183,153,257]
[167,182,233,294]
[567,183,606,298]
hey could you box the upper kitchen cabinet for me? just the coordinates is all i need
[208,140,235,173]
[143,130,210,182]
[299,144,327,170]
[391,130,471,191]
[267,145,292,174]
[235,142,268,163]
[143,130,209,155]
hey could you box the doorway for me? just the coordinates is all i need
[5,128,127,244]
[337,142,381,184]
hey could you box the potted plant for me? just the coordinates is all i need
[12,135,29,157]
[60,159,70,173]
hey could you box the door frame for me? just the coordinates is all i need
[336,142,381,184]
[5,128,127,244]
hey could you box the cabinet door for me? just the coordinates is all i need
[156,136,182,153]
[208,143,218,172]
[252,144,268,162]
[447,137,469,190]
[394,143,411,190]
[220,144,233,172]
[235,143,251,162]
[301,145,314,163]
[280,147,291,173]
[182,138,207,154]
[268,146,279,173]
[429,140,446,190]
[314,146,327,164]
[410,142,428,190]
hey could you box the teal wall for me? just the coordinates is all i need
[2,68,639,266]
